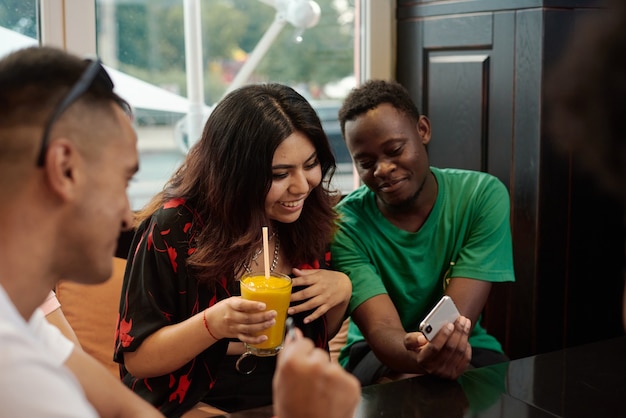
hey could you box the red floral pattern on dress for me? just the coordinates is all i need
[146,229,153,251]
[117,315,134,348]
[169,372,192,403]
[163,197,185,209]
[167,247,178,273]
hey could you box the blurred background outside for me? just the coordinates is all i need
[0,0,357,210]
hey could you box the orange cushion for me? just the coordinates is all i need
[55,257,126,376]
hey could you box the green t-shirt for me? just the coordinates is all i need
[332,167,516,367]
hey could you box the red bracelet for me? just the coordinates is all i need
[202,310,219,340]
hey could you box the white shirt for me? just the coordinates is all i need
[0,284,98,417]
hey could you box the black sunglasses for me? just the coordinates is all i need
[36,59,115,166]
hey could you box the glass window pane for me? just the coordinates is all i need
[0,0,39,56]
[96,0,355,210]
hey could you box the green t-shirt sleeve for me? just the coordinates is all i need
[331,211,388,314]
[449,176,515,283]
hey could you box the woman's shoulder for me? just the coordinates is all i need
[157,197,197,219]
[296,253,329,270]
[141,197,201,234]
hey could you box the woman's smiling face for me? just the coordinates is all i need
[265,131,322,223]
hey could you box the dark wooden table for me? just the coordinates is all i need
[223,336,626,417]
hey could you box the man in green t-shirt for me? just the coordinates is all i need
[331,79,515,385]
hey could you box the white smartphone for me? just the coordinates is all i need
[419,295,460,341]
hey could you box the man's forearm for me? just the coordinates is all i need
[367,328,426,374]
[65,348,163,418]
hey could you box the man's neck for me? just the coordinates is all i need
[0,216,58,321]
[0,278,52,321]
[0,173,62,320]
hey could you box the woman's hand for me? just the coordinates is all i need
[205,297,277,345]
[288,268,351,325]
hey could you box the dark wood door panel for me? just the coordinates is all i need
[422,13,493,49]
[425,52,490,172]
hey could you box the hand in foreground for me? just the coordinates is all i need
[206,296,277,345]
[403,315,472,380]
[288,268,352,324]
[273,326,361,418]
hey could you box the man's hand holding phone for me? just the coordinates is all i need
[403,295,472,379]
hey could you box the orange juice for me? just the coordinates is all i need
[240,272,292,354]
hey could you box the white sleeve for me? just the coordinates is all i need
[31,308,75,366]
[0,357,98,418]
[0,314,97,417]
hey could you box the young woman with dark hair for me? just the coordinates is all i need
[113,83,351,417]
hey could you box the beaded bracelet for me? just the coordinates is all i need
[202,310,220,340]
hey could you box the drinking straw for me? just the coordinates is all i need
[262,226,270,279]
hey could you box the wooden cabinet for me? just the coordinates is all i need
[396,0,625,359]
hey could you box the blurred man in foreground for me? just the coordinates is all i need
[0,46,160,417]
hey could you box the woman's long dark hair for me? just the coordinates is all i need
[136,84,339,285]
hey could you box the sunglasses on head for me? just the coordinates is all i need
[36,59,116,166]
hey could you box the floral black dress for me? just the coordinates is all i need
[113,198,329,417]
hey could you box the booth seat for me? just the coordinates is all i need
[55,256,127,377]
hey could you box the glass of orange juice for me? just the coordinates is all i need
[239,271,292,357]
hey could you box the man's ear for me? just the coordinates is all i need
[43,138,81,202]
[417,115,432,145]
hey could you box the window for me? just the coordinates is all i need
[96,0,356,209]
[0,1,38,50]
[1,0,373,209]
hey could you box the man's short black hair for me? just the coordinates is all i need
[338,79,421,136]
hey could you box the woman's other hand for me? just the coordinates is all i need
[288,268,351,325]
